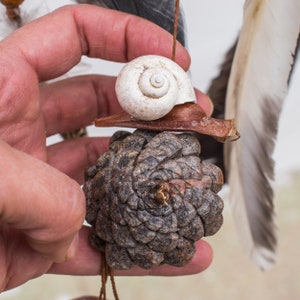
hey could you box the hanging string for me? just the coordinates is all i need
[99,253,120,300]
[98,2,181,299]
[171,0,180,61]
[109,268,120,300]
[99,254,108,300]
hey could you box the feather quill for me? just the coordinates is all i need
[225,0,300,270]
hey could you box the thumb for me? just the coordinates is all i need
[0,140,86,262]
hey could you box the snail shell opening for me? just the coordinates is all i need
[115,55,196,121]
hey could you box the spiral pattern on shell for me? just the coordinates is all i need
[115,55,196,121]
[84,130,224,270]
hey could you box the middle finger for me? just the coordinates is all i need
[41,74,121,137]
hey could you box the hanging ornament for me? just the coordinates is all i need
[0,0,24,20]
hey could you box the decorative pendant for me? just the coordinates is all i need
[0,0,24,20]
[84,55,239,271]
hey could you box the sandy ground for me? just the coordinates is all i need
[2,171,300,300]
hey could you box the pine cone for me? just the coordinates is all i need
[83,130,224,270]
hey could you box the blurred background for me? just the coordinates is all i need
[1,0,300,299]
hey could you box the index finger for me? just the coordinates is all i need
[1,4,191,81]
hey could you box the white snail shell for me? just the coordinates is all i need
[115,55,196,121]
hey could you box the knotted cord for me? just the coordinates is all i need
[0,0,24,24]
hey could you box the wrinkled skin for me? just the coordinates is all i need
[0,4,214,293]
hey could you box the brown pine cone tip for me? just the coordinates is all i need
[83,129,224,270]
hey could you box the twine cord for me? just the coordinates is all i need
[171,0,181,61]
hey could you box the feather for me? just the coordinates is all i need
[196,40,238,175]
[224,0,300,270]
[76,0,186,46]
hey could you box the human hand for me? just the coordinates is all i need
[0,4,213,292]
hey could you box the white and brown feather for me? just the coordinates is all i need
[225,0,300,270]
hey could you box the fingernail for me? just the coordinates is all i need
[204,94,214,116]
[194,89,214,116]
